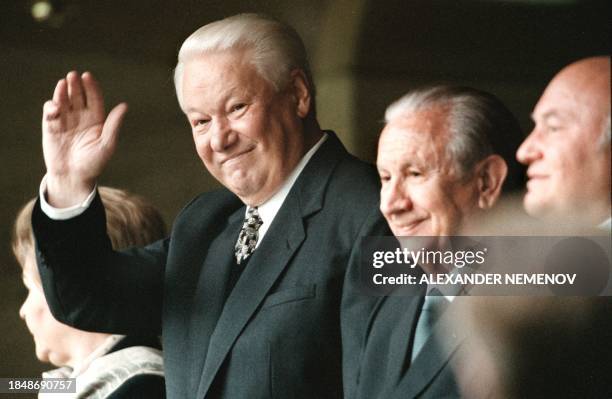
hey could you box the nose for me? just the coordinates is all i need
[209,117,237,153]
[516,128,542,165]
[380,179,412,219]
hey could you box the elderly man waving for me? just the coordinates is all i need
[32,14,389,399]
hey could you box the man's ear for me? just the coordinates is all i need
[476,155,507,210]
[289,69,311,119]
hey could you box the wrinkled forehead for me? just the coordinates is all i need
[182,50,255,86]
[378,109,452,166]
[181,51,272,110]
[532,87,580,126]
[535,68,610,122]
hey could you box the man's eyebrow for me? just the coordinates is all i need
[532,110,562,122]
[398,161,423,172]
[184,87,246,114]
[542,111,561,120]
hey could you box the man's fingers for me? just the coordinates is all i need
[52,79,68,108]
[101,103,129,151]
[67,71,86,109]
[43,100,60,121]
[82,72,105,116]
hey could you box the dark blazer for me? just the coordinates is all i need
[108,374,165,399]
[32,132,390,399]
[350,291,466,399]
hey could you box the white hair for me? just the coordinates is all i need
[173,13,316,116]
[384,85,524,192]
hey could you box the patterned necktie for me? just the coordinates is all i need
[234,206,263,265]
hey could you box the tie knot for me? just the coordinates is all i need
[245,207,263,229]
[235,207,263,265]
[422,294,448,313]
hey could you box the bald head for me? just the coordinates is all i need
[517,56,611,225]
[556,56,610,91]
[551,56,610,137]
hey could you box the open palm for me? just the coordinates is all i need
[42,71,127,204]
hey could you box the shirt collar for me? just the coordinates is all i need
[425,239,482,301]
[251,133,328,243]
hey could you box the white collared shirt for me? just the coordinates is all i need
[426,276,460,303]
[251,133,327,247]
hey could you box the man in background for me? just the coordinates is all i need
[517,56,611,228]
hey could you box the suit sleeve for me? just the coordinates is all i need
[32,191,167,335]
[106,374,166,399]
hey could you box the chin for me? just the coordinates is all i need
[227,180,253,197]
[523,195,548,218]
[35,348,51,364]
[47,352,69,368]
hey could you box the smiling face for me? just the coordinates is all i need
[181,50,308,206]
[377,108,482,237]
[516,57,611,223]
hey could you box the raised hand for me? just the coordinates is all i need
[42,71,128,207]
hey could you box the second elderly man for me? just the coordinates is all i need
[346,85,524,399]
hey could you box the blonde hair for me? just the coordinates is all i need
[12,187,166,285]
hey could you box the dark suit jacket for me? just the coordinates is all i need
[32,132,390,399]
[350,290,466,399]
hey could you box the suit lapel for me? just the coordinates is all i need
[195,198,306,398]
[187,208,243,391]
[388,299,468,399]
[196,131,346,398]
[356,294,422,399]
[384,295,423,386]
[389,245,479,398]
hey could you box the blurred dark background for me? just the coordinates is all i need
[1,0,609,382]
